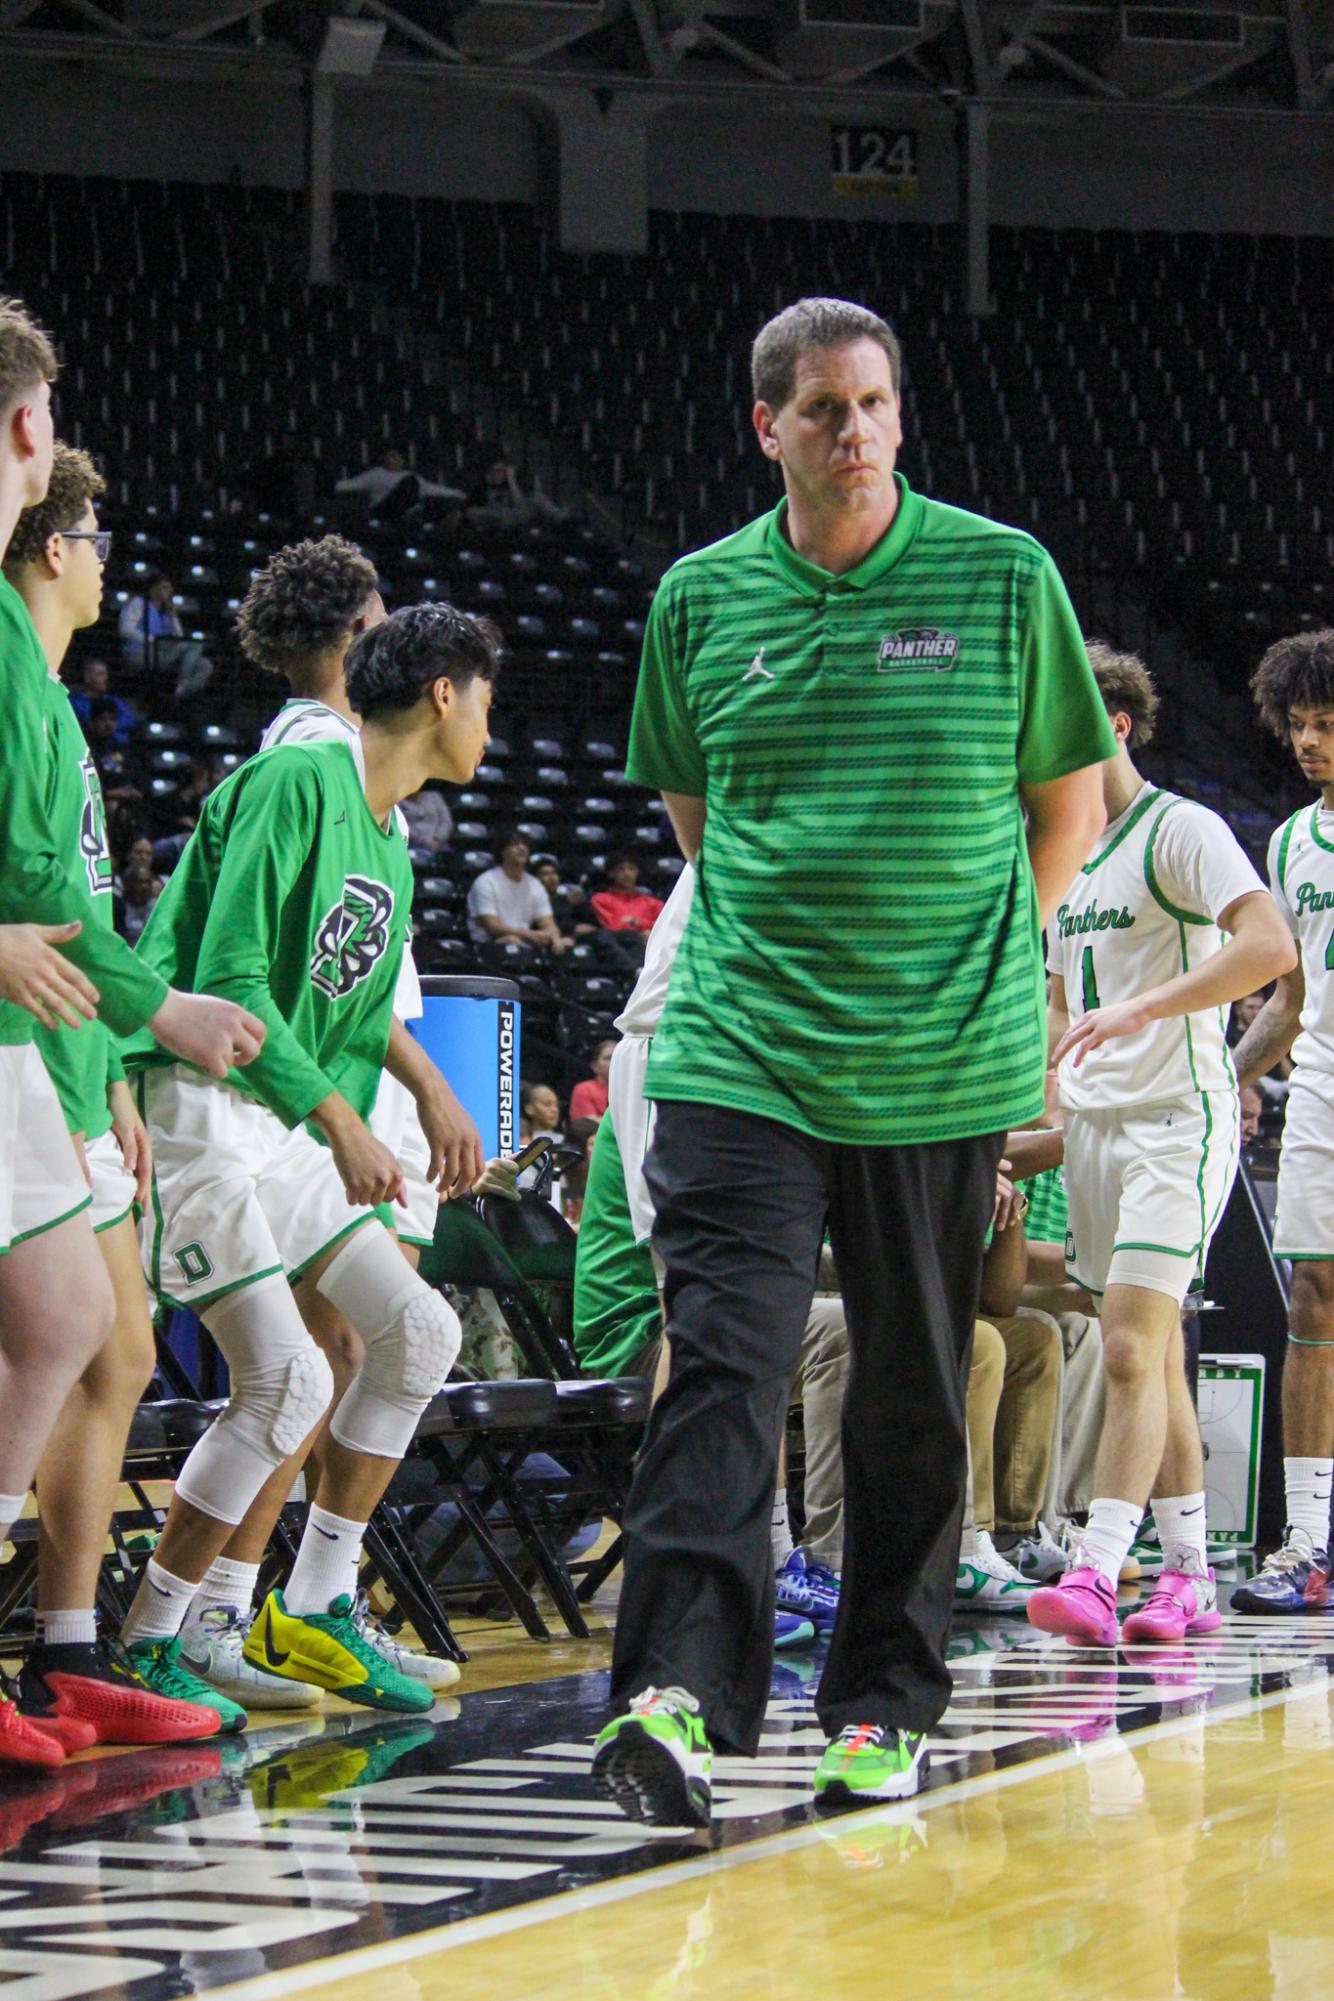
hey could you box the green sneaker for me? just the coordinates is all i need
[591,1686,712,1828]
[242,1590,433,1715]
[814,1724,929,1806]
[124,1635,248,1734]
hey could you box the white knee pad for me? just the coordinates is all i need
[174,1276,336,1524]
[317,1226,460,1459]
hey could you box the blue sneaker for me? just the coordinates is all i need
[775,1550,840,1632]
[775,1609,816,1650]
[1230,1530,1328,1614]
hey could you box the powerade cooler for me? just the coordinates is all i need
[408,974,521,1157]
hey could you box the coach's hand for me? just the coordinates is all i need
[0,920,99,1029]
[1053,996,1154,1069]
[419,1077,486,1201]
[150,990,267,1078]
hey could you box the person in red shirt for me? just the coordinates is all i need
[570,1038,616,1123]
[590,855,664,968]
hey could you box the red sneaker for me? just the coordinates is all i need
[0,1694,65,1770]
[44,1743,223,1830]
[20,1641,221,1746]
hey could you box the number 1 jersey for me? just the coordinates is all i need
[1269,803,1334,1085]
[1049,783,1262,1113]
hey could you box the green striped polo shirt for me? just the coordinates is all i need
[627,475,1116,1146]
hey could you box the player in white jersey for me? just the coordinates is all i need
[169,537,483,1710]
[1230,630,1334,1613]
[1028,644,1295,1648]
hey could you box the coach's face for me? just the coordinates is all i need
[754,339,901,521]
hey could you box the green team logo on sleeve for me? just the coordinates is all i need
[79,754,112,895]
[310,874,395,999]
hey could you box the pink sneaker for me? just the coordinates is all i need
[1026,1565,1120,1647]
[1122,1567,1221,1645]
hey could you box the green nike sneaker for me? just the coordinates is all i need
[591,1685,712,1828]
[241,1590,434,1715]
[814,1724,929,1806]
[124,1635,248,1735]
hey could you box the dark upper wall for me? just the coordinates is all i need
[3,59,1331,237]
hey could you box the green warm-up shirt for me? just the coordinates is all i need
[34,673,122,1139]
[627,476,1117,1145]
[0,576,167,1047]
[122,739,412,1128]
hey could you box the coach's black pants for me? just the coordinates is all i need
[608,1102,1005,1756]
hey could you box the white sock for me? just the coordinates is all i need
[187,1556,261,1629]
[283,1504,366,1615]
[36,1608,98,1648]
[123,1557,203,1645]
[771,1488,794,1571]
[1077,1498,1143,1583]
[1285,1457,1333,1553]
[0,1491,27,1545]
[1152,1491,1209,1576]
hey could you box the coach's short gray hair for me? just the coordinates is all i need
[751,297,901,410]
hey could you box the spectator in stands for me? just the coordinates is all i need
[171,755,222,836]
[1241,1082,1264,1147]
[399,783,453,859]
[570,1038,615,1124]
[118,862,161,945]
[533,855,597,943]
[521,1080,562,1137]
[118,573,213,699]
[467,451,567,531]
[67,656,136,740]
[467,831,570,956]
[336,449,464,520]
[589,853,664,970]
[84,699,153,859]
[115,834,161,897]
[560,1115,600,1226]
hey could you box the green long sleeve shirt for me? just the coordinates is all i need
[0,576,168,1047]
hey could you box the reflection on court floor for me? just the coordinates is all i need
[2,1609,1332,2001]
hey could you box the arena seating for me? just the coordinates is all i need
[4,169,1324,993]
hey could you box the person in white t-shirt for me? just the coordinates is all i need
[1028,644,1294,1650]
[1231,630,1334,1613]
[467,832,569,954]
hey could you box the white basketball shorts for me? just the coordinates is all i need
[86,1126,138,1234]
[0,1043,90,1255]
[607,1032,656,1251]
[1273,1070,1334,1262]
[137,1064,378,1309]
[1063,1089,1240,1303]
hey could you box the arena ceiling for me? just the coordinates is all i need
[2,0,1330,110]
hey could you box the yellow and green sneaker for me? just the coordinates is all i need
[123,1635,247,1735]
[242,1590,434,1715]
[591,1685,712,1828]
[814,1724,929,1806]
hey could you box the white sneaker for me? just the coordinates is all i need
[1014,1520,1072,1583]
[955,1531,1037,1612]
[179,1605,322,1709]
[352,1593,461,1691]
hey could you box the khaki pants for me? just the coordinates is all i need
[965,1309,1063,1535]
[793,1294,848,1571]
[1041,1311,1105,1521]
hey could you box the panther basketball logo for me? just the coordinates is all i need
[79,754,112,896]
[310,875,395,999]
[877,628,960,671]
